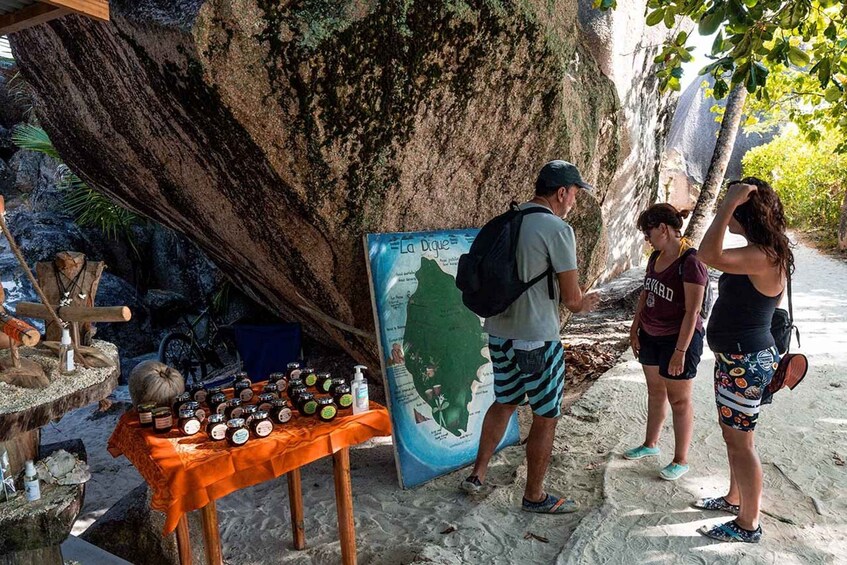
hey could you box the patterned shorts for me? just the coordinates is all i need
[488,336,566,419]
[714,346,780,432]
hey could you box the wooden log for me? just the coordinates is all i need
[0,429,39,478]
[287,469,306,550]
[0,314,40,347]
[332,448,356,565]
[200,502,223,565]
[175,515,192,565]
[15,303,131,324]
[0,355,49,390]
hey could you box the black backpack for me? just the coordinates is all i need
[456,203,555,318]
[648,248,714,320]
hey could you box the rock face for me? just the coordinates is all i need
[11,1,674,365]
[660,76,776,210]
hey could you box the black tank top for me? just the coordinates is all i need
[707,274,781,353]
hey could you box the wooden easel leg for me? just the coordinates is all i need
[287,468,306,550]
[175,515,191,565]
[200,501,223,565]
[333,447,356,565]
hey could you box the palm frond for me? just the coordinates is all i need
[11,124,60,159]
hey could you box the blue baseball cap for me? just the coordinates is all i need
[537,160,593,191]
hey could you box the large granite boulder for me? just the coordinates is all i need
[11,1,675,365]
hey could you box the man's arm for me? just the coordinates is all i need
[557,270,599,313]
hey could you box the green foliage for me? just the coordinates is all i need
[12,125,141,251]
[599,1,847,150]
[742,127,847,245]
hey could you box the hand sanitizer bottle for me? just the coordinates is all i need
[59,327,76,375]
[24,459,40,502]
[351,365,369,414]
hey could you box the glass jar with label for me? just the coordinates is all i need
[209,392,228,415]
[178,408,202,436]
[270,372,287,393]
[297,392,317,417]
[288,385,307,405]
[188,383,207,404]
[287,377,304,392]
[225,418,250,447]
[263,382,280,399]
[137,403,157,427]
[316,396,338,422]
[256,393,275,412]
[329,378,347,396]
[241,404,258,425]
[152,407,173,434]
[206,413,227,441]
[250,411,274,438]
[172,392,191,414]
[224,398,244,420]
[234,377,254,403]
[301,368,318,388]
[316,372,334,393]
[183,401,205,422]
[286,362,301,379]
[332,383,353,409]
[270,399,293,424]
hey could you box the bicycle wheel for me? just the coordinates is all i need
[158,332,207,384]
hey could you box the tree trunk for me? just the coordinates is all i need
[839,187,847,251]
[684,84,748,244]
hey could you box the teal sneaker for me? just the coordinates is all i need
[659,462,690,481]
[623,445,661,460]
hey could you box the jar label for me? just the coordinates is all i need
[255,420,273,436]
[216,404,227,415]
[139,411,153,424]
[339,394,353,408]
[276,408,292,423]
[194,390,207,403]
[305,374,317,387]
[183,419,201,435]
[321,381,332,392]
[259,402,273,412]
[240,389,254,402]
[303,400,317,415]
[230,407,243,419]
[155,414,173,429]
[195,408,206,422]
[290,369,301,379]
[320,406,337,420]
[232,428,249,445]
[210,424,226,440]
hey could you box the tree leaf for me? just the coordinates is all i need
[787,46,811,67]
[646,9,665,26]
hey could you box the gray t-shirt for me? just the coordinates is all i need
[483,203,578,341]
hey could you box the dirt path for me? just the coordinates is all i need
[557,240,847,564]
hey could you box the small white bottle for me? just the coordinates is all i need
[23,460,40,502]
[351,365,369,414]
[58,327,76,375]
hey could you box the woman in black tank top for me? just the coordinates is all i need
[694,178,794,544]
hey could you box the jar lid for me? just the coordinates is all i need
[227,398,242,407]
[270,372,285,379]
[317,372,331,379]
[331,377,346,384]
[263,383,279,391]
[235,371,249,379]
[178,408,196,418]
[210,392,227,401]
[258,393,275,401]
[271,399,288,407]
[235,377,251,386]
[242,405,257,414]
[298,392,314,400]
[189,382,204,390]
[317,396,334,405]
[227,418,245,428]
[152,407,171,416]
[207,413,224,423]
[138,403,157,410]
[207,387,222,393]
[253,411,269,420]
[301,367,315,374]
[184,401,200,410]
[286,362,300,369]
[176,392,191,400]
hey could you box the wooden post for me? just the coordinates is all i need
[9,341,20,369]
[332,448,356,565]
[1,428,39,478]
[287,469,306,550]
[199,502,223,565]
[175,515,192,565]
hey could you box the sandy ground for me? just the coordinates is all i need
[42,239,846,564]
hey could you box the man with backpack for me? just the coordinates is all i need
[457,160,600,513]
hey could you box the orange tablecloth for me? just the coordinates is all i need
[108,399,392,534]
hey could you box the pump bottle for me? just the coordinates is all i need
[23,459,40,502]
[351,365,369,414]
[58,327,75,375]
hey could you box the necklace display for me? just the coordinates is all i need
[53,259,88,307]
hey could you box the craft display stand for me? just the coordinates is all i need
[108,397,392,565]
[35,252,105,344]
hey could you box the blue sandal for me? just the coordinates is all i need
[521,493,578,514]
[697,520,762,543]
[693,496,739,515]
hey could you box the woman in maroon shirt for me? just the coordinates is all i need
[625,204,708,481]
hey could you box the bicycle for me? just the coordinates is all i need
[157,301,240,385]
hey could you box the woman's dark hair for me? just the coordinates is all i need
[728,177,794,275]
[637,203,690,234]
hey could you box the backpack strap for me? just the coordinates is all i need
[678,247,697,276]
[787,269,800,350]
[519,205,556,300]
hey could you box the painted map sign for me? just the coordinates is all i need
[365,230,520,488]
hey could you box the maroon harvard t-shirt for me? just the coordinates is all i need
[640,249,708,336]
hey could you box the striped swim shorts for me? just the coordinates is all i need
[714,346,779,432]
[488,336,566,419]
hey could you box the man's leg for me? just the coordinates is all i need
[523,413,558,502]
[470,401,518,481]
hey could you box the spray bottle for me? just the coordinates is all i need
[351,365,369,414]
[58,327,75,375]
[23,459,40,502]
